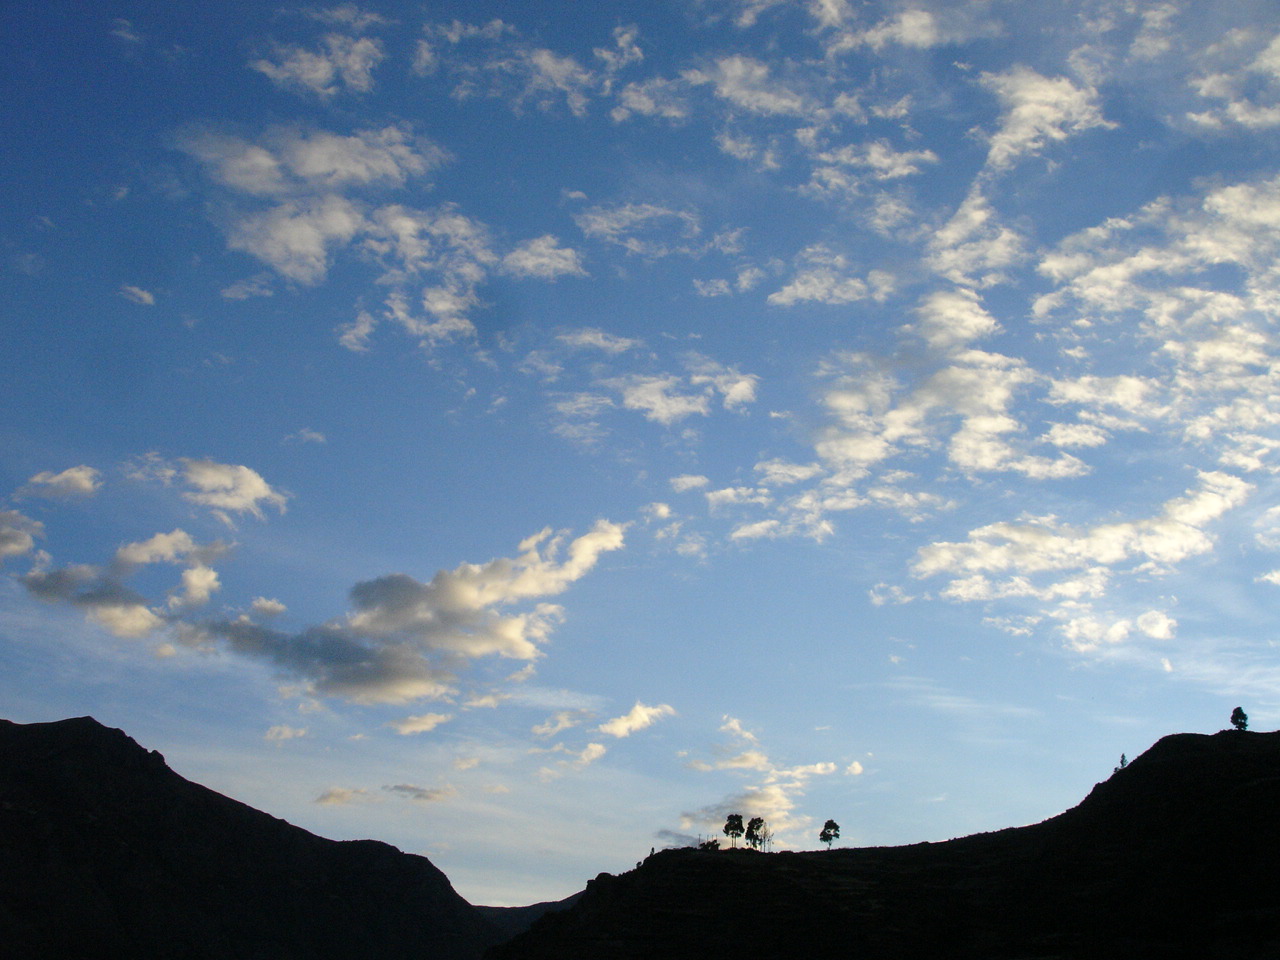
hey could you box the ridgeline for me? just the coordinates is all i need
[2,716,1278,959]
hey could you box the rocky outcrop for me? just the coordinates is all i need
[492,731,1280,960]
[0,716,504,960]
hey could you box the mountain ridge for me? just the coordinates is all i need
[0,715,505,960]
[4,717,1278,959]
[493,730,1280,960]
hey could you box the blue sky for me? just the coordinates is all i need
[5,0,1280,905]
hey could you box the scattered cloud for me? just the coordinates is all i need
[119,284,155,305]
[392,712,453,734]
[20,466,102,499]
[597,701,676,737]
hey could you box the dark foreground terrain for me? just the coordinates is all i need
[495,730,1280,960]
[3,717,1278,959]
[0,716,504,960]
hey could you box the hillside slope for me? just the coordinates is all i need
[0,716,504,960]
[492,731,1280,960]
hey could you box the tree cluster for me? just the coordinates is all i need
[722,814,772,850]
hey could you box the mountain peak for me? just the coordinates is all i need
[0,715,504,960]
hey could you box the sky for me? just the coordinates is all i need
[4,0,1280,906]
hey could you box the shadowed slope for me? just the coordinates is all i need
[0,716,503,960]
[491,731,1280,960]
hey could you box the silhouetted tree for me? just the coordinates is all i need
[819,819,840,849]
[698,838,720,851]
[723,813,744,848]
[745,816,765,850]
[1113,753,1127,774]
[1231,706,1248,731]
[757,823,773,852]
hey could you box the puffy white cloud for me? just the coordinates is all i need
[20,465,102,499]
[251,34,385,97]
[598,701,676,737]
[909,288,999,351]
[392,712,454,735]
[170,565,220,610]
[228,194,365,284]
[604,375,710,425]
[611,76,690,122]
[343,520,626,661]
[683,55,809,116]
[252,597,287,618]
[807,141,939,200]
[0,510,42,559]
[927,189,1026,288]
[768,245,869,306]
[915,471,1253,590]
[1137,610,1177,639]
[979,66,1113,172]
[181,126,442,197]
[179,459,288,523]
[502,235,586,278]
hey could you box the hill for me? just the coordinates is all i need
[0,716,505,960]
[492,731,1280,960]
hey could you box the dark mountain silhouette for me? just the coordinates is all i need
[492,731,1280,960]
[0,716,506,960]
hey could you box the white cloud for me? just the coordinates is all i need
[0,510,42,559]
[670,474,710,492]
[343,520,626,661]
[979,66,1113,172]
[915,471,1253,593]
[845,761,864,775]
[598,701,676,737]
[1137,610,1177,639]
[927,189,1026,288]
[265,725,308,741]
[179,459,288,523]
[252,597,287,618]
[532,709,591,738]
[611,76,690,122]
[683,55,809,116]
[768,245,869,306]
[392,712,454,734]
[314,786,375,805]
[502,235,586,279]
[119,285,155,305]
[605,375,711,425]
[574,202,700,257]
[557,328,641,353]
[251,34,385,97]
[909,288,999,351]
[228,194,365,284]
[21,465,102,499]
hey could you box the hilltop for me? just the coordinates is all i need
[493,731,1280,960]
[0,716,504,960]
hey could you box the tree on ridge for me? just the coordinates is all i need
[1231,706,1248,731]
[819,819,840,849]
[723,813,744,848]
